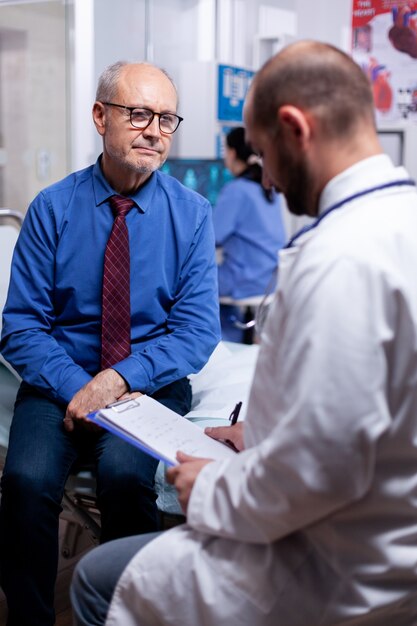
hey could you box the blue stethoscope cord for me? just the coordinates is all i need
[227,178,416,335]
[286,179,416,248]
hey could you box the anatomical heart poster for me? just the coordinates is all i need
[351,0,417,122]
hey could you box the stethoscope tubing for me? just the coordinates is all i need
[230,178,417,334]
[286,179,416,249]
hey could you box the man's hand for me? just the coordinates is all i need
[63,369,130,432]
[166,451,213,514]
[205,421,245,452]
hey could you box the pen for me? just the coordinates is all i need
[229,401,242,426]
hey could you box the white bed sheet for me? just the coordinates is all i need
[156,341,259,513]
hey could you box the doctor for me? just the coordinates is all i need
[72,41,417,625]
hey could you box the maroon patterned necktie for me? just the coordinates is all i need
[101,195,135,370]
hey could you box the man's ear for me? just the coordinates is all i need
[277,105,311,148]
[92,101,106,136]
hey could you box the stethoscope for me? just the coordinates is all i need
[236,178,416,333]
[285,178,416,248]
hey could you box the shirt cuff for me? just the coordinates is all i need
[55,368,92,404]
[112,356,151,393]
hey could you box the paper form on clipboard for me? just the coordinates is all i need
[89,395,237,466]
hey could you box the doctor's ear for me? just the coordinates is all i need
[277,105,311,146]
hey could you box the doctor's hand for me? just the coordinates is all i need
[205,421,245,452]
[166,451,213,514]
[63,368,129,432]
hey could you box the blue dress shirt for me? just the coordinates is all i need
[213,177,286,299]
[1,158,220,404]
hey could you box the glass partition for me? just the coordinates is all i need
[0,0,69,213]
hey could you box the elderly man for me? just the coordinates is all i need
[0,61,220,625]
[72,41,417,626]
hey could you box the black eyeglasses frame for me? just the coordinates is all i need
[101,102,183,134]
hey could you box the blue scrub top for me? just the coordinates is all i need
[213,176,286,299]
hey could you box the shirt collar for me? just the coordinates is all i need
[318,154,410,216]
[92,155,158,213]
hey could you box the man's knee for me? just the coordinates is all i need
[71,552,106,626]
[1,467,63,514]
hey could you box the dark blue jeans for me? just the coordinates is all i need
[0,377,191,626]
[71,532,161,625]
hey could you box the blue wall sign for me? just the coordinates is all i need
[217,64,255,122]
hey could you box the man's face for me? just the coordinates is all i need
[245,104,314,217]
[97,65,178,176]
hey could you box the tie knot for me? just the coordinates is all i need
[110,195,135,218]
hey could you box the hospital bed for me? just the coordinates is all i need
[0,209,260,556]
[0,208,24,467]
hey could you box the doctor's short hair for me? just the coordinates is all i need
[251,40,376,139]
[95,60,178,103]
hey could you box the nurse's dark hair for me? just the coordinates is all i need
[226,126,274,202]
[251,41,376,138]
[226,126,254,163]
[95,60,178,103]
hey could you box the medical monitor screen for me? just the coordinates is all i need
[160,159,233,206]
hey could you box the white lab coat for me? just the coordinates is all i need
[106,155,417,626]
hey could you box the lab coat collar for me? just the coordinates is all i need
[278,155,411,281]
[318,154,410,217]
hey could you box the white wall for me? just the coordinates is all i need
[296,0,352,52]
[216,0,352,70]
[94,0,147,80]
[86,0,354,163]
[91,0,201,159]
[89,0,351,134]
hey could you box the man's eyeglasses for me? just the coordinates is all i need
[101,102,183,134]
